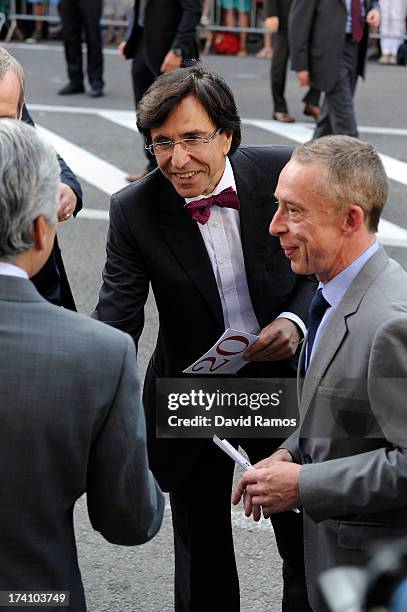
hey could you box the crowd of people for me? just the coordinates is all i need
[0,1,407,612]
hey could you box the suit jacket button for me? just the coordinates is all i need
[302,454,312,464]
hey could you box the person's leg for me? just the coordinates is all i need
[170,443,240,612]
[271,31,290,114]
[131,56,157,173]
[244,440,312,612]
[237,9,249,56]
[59,0,84,89]
[314,38,359,138]
[81,0,104,91]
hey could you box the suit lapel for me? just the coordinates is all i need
[230,152,276,323]
[157,178,224,328]
[300,247,389,415]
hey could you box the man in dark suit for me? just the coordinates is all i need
[0,47,82,309]
[0,118,164,612]
[58,0,104,97]
[289,0,380,137]
[265,0,320,123]
[119,0,202,182]
[94,65,317,611]
[233,135,407,612]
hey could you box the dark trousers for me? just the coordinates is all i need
[170,439,311,612]
[271,31,320,114]
[59,0,104,89]
[131,45,158,172]
[314,36,360,138]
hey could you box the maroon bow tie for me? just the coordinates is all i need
[184,187,240,225]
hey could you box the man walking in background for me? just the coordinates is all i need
[0,119,164,612]
[119,0,202,182]
[289,0,380,137]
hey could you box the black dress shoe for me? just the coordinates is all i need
[303,104,320,120]
[273,112,295,123]
[89,87,104,98]
[58,82,85,95]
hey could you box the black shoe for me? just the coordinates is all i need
[89,87,104,98]
[58,82,85,95]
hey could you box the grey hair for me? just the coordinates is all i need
[292,135,388,232]
[0,120,60,261]
[0,47,25,116]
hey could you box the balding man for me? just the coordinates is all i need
[0,47,82,309]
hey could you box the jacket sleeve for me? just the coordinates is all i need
[265,0,280,18]
[21,104,83,215]
[92,193,150,350]
[171,0,202,52]
[300,316,407,522]
[289,0,319,72]
[87,334,164,545]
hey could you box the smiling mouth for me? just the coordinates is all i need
[281,246,297,257]
[172,171,199,179]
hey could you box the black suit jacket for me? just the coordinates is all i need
[265,0,292,31]
[289,0,378,92]
[123,0,202,73]
[94,147,317,490]
[22,105,83,309]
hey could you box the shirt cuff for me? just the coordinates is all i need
[277,312,306,339]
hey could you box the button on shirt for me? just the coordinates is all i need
[185,157,306,336]
[307,241,379,366]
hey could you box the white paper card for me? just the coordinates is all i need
[183,328,259,375]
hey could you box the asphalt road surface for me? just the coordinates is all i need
[5,39,407,612]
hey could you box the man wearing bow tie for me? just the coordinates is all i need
[94,65,316,611]
[289,0,380,138]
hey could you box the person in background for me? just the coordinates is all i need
[219,0,251,56]
[265,0,320,123]
[58,0,104,97]
[0,47,82,309]
[0,118,164,612]
[378,0,407,64]
[120,0,202,183]
[289,0,380,138]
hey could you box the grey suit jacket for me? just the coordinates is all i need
[289,0,378,92]
[0,276,164,612]
[283,247,407,610]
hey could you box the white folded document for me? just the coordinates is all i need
[183,328,259,375]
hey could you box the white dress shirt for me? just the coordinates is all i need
[307,240,379,365]
[0,262,28,279]
[185,157,306,336]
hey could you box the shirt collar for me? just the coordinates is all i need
[0,261,29,279]
[184,157,236,204]
[320,241,379,308]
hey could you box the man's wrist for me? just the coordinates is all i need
[170,48,183,57]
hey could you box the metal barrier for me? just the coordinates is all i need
[2,0,406,45]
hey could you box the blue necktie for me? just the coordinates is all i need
[306,289,330,369]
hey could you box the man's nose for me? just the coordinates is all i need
[170,143,191,168]
[269,208,286,236]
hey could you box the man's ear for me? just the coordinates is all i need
[32,216,52,252]
[343,204,365,235]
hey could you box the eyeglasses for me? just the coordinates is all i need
[145,128,223,156]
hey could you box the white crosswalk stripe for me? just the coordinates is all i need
[32,106,407,248]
